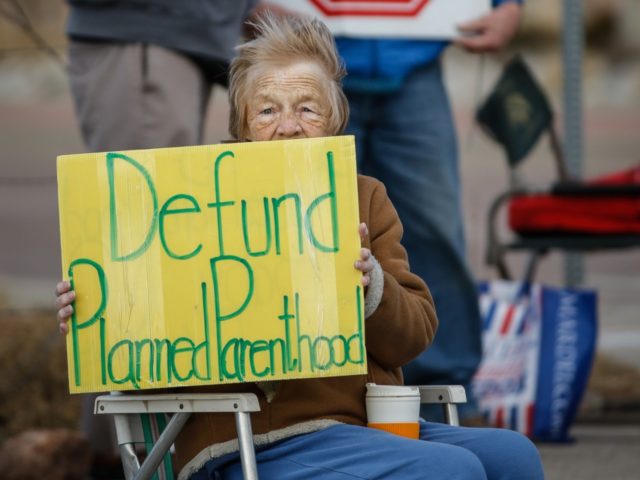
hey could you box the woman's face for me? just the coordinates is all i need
[245,61,332,141]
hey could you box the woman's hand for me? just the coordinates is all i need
[355,223,374,288]
[55,281,75,335]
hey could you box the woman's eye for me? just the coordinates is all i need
[302,107,314,113]
[261,108,273,115]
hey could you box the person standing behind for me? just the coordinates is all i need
[333,0,524,422]
[63,0,257,472]
[66,0,258,151]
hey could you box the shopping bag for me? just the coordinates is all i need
[472,280,597,442]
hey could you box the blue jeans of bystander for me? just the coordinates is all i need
[344,60,482,420]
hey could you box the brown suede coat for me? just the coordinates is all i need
[174,175,438,474]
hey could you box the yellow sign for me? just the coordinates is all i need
[57,136,366,394]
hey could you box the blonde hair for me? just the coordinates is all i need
[228,14,349,140]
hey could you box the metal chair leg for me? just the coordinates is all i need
[235,411,259,480]
[134,412,191,480]
[119,443,141,480]
[442,404,460,427]
[112,414,140,480]
[523,250,544,284]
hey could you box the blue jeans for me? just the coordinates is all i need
[344,61,482,419]
[195,421,544,479]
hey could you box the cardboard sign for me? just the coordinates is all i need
[266,0,491,39]
[57,136,366,394]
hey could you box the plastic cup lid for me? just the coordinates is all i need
[365,383,420,397]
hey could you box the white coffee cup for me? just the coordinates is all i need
[365,383,421,439]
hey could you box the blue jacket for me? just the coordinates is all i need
[336,0,523,92]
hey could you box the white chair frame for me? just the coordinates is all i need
[95,385,466,480]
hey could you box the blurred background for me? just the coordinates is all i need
[0,0,639,478]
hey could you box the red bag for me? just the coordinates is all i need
[509,165,640,235]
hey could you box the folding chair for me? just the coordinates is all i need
[95,392,260,480]
[418,384,467,426]
[477,56,640,283]
[95,385,466,480]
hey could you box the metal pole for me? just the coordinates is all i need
[563,0,585,287]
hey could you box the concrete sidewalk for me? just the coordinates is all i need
[538,422,640,479]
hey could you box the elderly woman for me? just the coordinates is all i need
[57,14,543,480]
